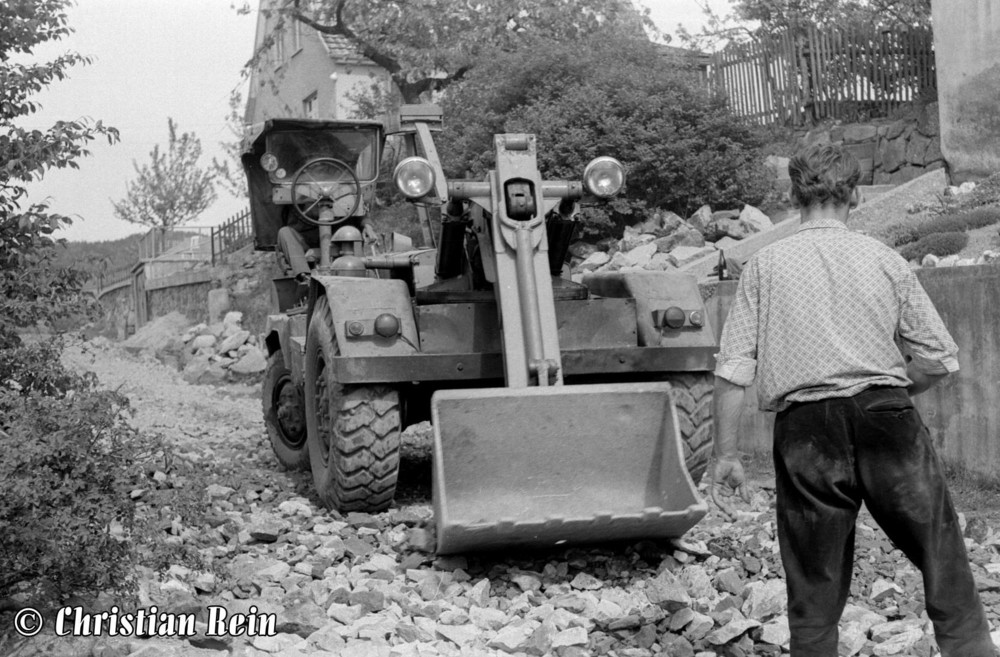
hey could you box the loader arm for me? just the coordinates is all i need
[397,108,709,554]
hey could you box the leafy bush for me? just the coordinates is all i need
[899,231,969,262]
[914,207,1000,240]
[438,33,773,236]
[0,0,128,608]
[879,207,1000,248]
[0,342,145,606]
[877,222,922,248]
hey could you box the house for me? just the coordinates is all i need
[243,2,709,127]
[243,2,394,128]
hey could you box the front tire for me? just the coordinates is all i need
[304,296,401,512]
[262,350,309,470]
[668,372,714,486]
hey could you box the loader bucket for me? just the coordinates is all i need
[431,382,708,554]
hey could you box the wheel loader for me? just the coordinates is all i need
[243,106,717,554]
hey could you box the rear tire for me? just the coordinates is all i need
[667,372,714,486]
[262,350,309,470]
[304,296,401,512]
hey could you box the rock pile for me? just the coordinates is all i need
[175,311,268,384]
[124,310,269,384]
[921,250,1000,269]
[570,205,773,278]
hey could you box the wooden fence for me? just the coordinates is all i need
[711,24,936,126]
[211,208,253,265]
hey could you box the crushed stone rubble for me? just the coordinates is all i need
[8,337,1000,657]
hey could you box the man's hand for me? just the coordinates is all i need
[711,456,751,521]
[362,223,382,248]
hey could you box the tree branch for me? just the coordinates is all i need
[290,0,403,77]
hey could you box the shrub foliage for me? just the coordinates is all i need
[899,231,969,262]
[0,0,153,608]
[0,347,142,603]
[879,206,1000,248]
[437,34,773,236]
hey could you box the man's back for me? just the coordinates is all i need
[718,218,957,411]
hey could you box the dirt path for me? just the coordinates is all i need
[4,336,1000,657]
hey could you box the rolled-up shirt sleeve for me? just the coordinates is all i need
[714,256,760,386]
[897,268,959,374]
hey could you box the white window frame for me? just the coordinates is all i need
[291,20,302,55]
[303,91,318,119]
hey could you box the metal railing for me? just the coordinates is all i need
[210,208,253,265]
[137,225,214,261]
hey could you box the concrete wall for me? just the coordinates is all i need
[710,265,1000,478]
[932,0,1000,183]
[95,282,134,340]
[144,270,214,325]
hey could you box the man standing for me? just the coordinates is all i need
[710,144,994,656]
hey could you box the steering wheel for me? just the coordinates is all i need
[290,157,362,226]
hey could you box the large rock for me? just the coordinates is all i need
[230,348,267,375]
[880,136,907,173]
[906,132,932,165]
[190,334,217,351]
[741,579,787,621]
[917,101,940,137]
[654,225,705,253]
[217,329,250,355]
[839,621,869,657]
[645,576,691,612]
[739,204,773,234]
[706,617,760,645]
[668,246,716,268]
[760,616,791,648]
[872,627,924,656]
[705,214,762,242]
[844,124,878,143]
[577,251,611,272]
[123,311,191,354]
[688,205,713,234]
[623,242,658,268]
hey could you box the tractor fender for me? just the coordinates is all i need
[582,270,718,350]
[263,312,308,382]
[309,275,420,358]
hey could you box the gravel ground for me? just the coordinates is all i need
[4,337,1000,657]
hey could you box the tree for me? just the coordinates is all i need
[679,0,930,48]
[438,34,772,235]
[1,0,119,345]
[112,118,217,228]
[247,0,652,106]
[212,88,251,198]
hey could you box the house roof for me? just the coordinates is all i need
[655,43,712,69]
[319,32,377,66]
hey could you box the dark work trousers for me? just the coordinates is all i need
[773,386,994,657]
[277,226,320,278]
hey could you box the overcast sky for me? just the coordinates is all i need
[22,0,726,243]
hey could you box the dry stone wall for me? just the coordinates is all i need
[793,102,943,186]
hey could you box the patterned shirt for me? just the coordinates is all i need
[715,218,959,412]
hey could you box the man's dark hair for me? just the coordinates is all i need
[788,144,861,208]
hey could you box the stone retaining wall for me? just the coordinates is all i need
[794,102,943,186]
